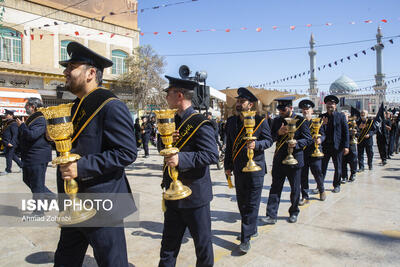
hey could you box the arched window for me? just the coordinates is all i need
[112,50,128,74]
[60,40,72,61]
[0,27,22,63]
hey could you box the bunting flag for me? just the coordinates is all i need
[18,13,394,38]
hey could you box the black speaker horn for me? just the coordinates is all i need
[179,65,191,79]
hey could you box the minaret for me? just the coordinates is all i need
[308,33,319,108]
[373,26,387,103]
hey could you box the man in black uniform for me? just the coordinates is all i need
[341,111,357,183]
[134,118,142,150]
[17,97,54,215]
[159,75,218,267]
[205,112,223,150]
[298,100,326,205]
[357,110,375,171]
[224,87,272,253]
[141,116,152,158]
[0,109,22,175]
[320,95,349,193]
[262,97,312,225]
[376,111,392,165]
[54,42,137,267]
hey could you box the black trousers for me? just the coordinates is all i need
[234,172,263,243]
[376,137,388,161]
[301,157,324,198]
[142,134,150,156]
[357,142,373,169]
[23,163,53,195]
[342,145,357,178]
[159,204,213,267]
[54,224,129,267]
[321,146,343,188]
[4,146,22,173]
[266,166,301,218]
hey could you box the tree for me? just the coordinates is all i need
[117,45,167,111]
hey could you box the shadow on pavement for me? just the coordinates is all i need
[0,204,22,217]
[211,210,241,223]
[25,251,136,266]
[129,220,190,244]
[341,229,400,243]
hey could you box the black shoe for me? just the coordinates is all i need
[288,214,297,223]
[299,198,309,206]
[387,155,392,159]
[349,174,356,182]
[311,188,320,194]
[382,161,387,166]
[260,216,277,225]
[143,155,149,158]
[236,232,258,241]
[239,241,251,253]
[341,178,347,184]
[357,168,364,173]
[332,186,341,193]
[369,166,373,170]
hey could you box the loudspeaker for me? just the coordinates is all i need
[192,84,210,110]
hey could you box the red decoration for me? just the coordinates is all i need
[272,26,278,30]
[30,34,34,40]
[40,34,43,40]
[140,32,144,36]
[364,20,372,23]
[225,29,231,32]
[168,32,172,35]
[306,24,312,27]
[381,19,388,23]
[154,32,158,35]
[256,27,262,32]
[290,26,295,30]
[74,31,79,36]
[110,33,115,38]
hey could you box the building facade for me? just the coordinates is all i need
[0,0,139,107]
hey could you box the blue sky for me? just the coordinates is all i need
[138,0,400,101]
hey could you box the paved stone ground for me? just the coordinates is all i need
[0,144,399,266]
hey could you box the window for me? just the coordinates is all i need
[0,27,22,63]
[60,40,72,62]
[112,50,128,74]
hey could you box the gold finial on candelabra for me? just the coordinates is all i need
[311,118,324,158]
[349,116,358,145]
[154,109,192,200]
[282,117,299,165]
[241,110,261,172]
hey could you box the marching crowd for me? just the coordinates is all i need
[2,41,399,267]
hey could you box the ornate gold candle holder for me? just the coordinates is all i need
[349,116,358,145]
[39,104,96,225]
[154,109,192,200]
[282,117,299,165]
[241,110,261,172]
[311,118,324,158]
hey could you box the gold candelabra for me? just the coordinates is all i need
[311,118,324,158]
[154,109,192,200]
[349,116,358,145]
[39,104,96,225]
[282,117,299,165]
[241,110,262,172]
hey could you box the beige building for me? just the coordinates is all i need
[0,0,139,106]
